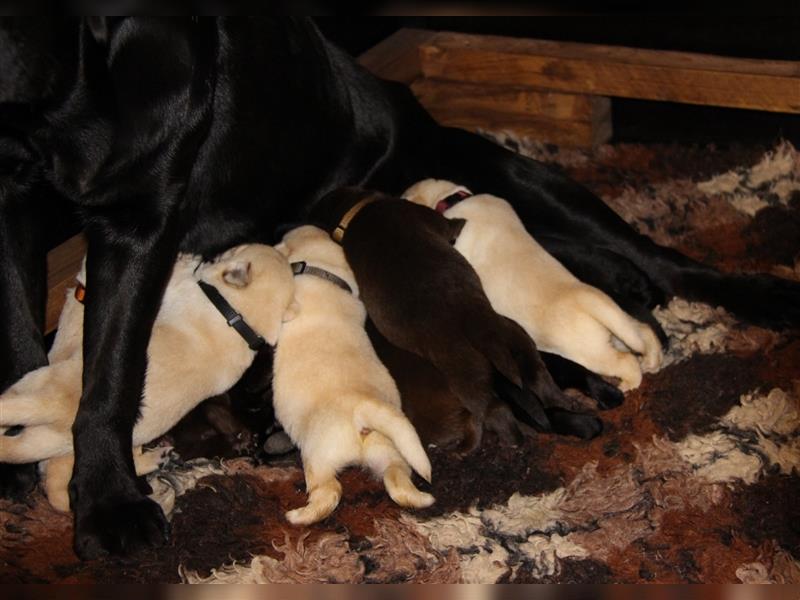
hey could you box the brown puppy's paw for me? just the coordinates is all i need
[485,403,525,447]
[545,408,603,440]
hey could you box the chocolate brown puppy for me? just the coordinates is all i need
[311,188,603,448]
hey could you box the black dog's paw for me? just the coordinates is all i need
[546,408,603,440]
[586,376,625,411]
[0,462,39,501]
[73,494,169,560]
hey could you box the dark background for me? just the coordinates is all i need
[316,17,800,146]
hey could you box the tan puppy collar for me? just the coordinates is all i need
[332,196,377,244]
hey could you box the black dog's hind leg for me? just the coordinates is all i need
[0,131,51,499]
[432,126,800,330]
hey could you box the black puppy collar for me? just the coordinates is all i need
[197,280,266,350]
[291,261,353,294]
[435,189,472,213]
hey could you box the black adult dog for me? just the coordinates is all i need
[1,17,798,559]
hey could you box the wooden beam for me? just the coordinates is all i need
[420,32,800,114]
[411,78,611,146]
[45,233,86,334]
[358,28,436,84]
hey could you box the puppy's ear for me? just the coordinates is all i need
[274,242,289,257]
[222,261,252,288]
[283,299,301,322]
[447,218,467,244]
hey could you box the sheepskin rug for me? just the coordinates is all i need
[2,138,798,584]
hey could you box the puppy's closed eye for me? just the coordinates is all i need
[223,261,252,288]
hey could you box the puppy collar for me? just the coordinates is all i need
[332,196,376,244]
[435,189,472,213]
[291,261,352,294]
[197,280,266,350]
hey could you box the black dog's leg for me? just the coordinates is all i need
[68,231,180,560]
[433,126,800,330]
[64,17,217,559]
[0,131,50,499]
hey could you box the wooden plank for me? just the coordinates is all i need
[420,32,800,114]
[412,78,597,120]
[411,78,612,147]
[357,28,436,84]
[45,233,86,334]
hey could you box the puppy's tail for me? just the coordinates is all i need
[576,287,662,370]
[354,402,432,483]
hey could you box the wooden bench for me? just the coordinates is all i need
[362,28,800,147]
[43,28,800,333]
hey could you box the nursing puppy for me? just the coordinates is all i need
[0,245,297,511]
[310,188,603,447]
[404,179,663,391]
[273,225,433,526]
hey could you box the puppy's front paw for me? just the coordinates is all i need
[73,493,169,559]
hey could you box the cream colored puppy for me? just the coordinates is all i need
[404,179,662,391]
[0,244,297,511]
[274,225,434,526]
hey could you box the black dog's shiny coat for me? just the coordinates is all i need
[311,188,604,444]
[1,17,798,558]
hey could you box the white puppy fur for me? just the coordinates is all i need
[0,244,297,511]
[403,179,662,391]
[274,225,434,526]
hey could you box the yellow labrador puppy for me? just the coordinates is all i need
[274,225,434,526]
[404,179,662,391]
[0,244,297,511]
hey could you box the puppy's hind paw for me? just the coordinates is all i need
[546,408,603,440]
[286,481,342,526]
[391,488,435,509]
[586,377,625,411]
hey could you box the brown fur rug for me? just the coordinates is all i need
[2,138,799,584]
